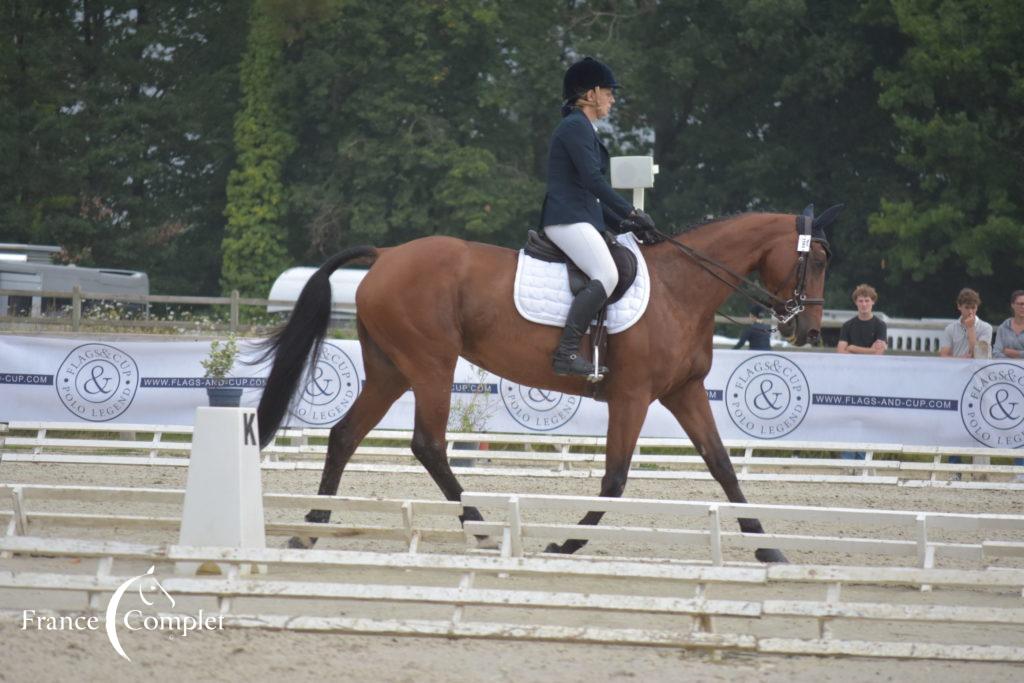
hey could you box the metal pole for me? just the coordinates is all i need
[230,290,240,332]
[72,285,82,331]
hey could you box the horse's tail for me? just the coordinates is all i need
[256,246,379,448]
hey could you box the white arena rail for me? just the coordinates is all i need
[2,419,1024,489]
[0,483,463,556]
[2,484,1022,571]
[2,421,1023,489]
[461,492,1024,571]
[1,536,1022,661]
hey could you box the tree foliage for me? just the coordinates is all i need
[276,0,568,257]
[868,0,1024,315]
[4,0,1020,317]
[1,1,247,294]
[221,0,296,296]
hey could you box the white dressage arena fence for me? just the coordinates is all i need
[0,484,466,556]
[2,419,1023,662]
[1,528,1023,661]
[4,483,1022,570]
[3,421,1023,489]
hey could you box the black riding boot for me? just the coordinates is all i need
[552,279,609,378]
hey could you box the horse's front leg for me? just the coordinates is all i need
[545,393,650,554]
[660,380,787,563]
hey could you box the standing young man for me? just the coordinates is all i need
[939,288,993,359]
[937,288,994,478]
[837,284,887,355]
[836,284,886,462]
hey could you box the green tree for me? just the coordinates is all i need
[1,2,91,254]
[277,0,572,259]
[9,0,1017,320]
[220,1,296,296]
[584,0,905,312]
[1,2,247,294]
[868,0,1024,318]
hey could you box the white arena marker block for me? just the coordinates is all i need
[177,407,266,576]
[610,155,658,211]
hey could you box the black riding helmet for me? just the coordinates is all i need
[562,57,619,101]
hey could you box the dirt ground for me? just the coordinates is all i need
[1,460,1023,682]
[3,621,1022,683]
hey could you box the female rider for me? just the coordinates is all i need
[541,57,662,378]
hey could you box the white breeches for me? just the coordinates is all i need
[543,222,618,295]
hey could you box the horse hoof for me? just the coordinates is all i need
[756,548,788,564]
[287,536,315,550]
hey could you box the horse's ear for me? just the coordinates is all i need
[813,203,845,231]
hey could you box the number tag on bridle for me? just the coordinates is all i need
[797,234,811,252]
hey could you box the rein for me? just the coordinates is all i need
[652,214,829,328]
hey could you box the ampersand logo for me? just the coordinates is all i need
[55,343,139,421]
[725,354,809,439]
[960,363,1024,448]
[499,379,580,431]
[290,343,361,425]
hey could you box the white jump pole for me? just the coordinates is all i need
[176,407,266,575]
[610,155,658,211]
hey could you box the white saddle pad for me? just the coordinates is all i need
[513,232,650,334]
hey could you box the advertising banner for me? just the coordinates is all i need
[1,335,1021,449]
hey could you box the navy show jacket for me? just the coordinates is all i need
[540,108,635,231]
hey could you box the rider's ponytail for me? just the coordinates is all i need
[560,99,577,117]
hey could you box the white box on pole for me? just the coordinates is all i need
[611,155,658,211]
[177,407,266,575]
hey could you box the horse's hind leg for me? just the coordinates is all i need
[405,378,490,545]
[289,329,409,549]
[660,380,787,563]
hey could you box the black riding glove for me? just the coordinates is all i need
[620,209,665,245]
[629,209,656,232]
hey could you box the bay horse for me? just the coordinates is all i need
[256,206,839,562]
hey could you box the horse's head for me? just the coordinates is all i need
[763,204,842,346]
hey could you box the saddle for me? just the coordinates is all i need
[523,229,638,305]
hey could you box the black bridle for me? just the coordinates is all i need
[653,212,831,328]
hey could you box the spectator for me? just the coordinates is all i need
[837,284,887,355]
[994,289,1024,359]
[939,288,993,359]
[938,288,994,478]
[733,304,772,350]
[993,289,1024,476]
[837,284,887,461]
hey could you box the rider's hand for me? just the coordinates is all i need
[619,209,664,244]
[629,209,656,232]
